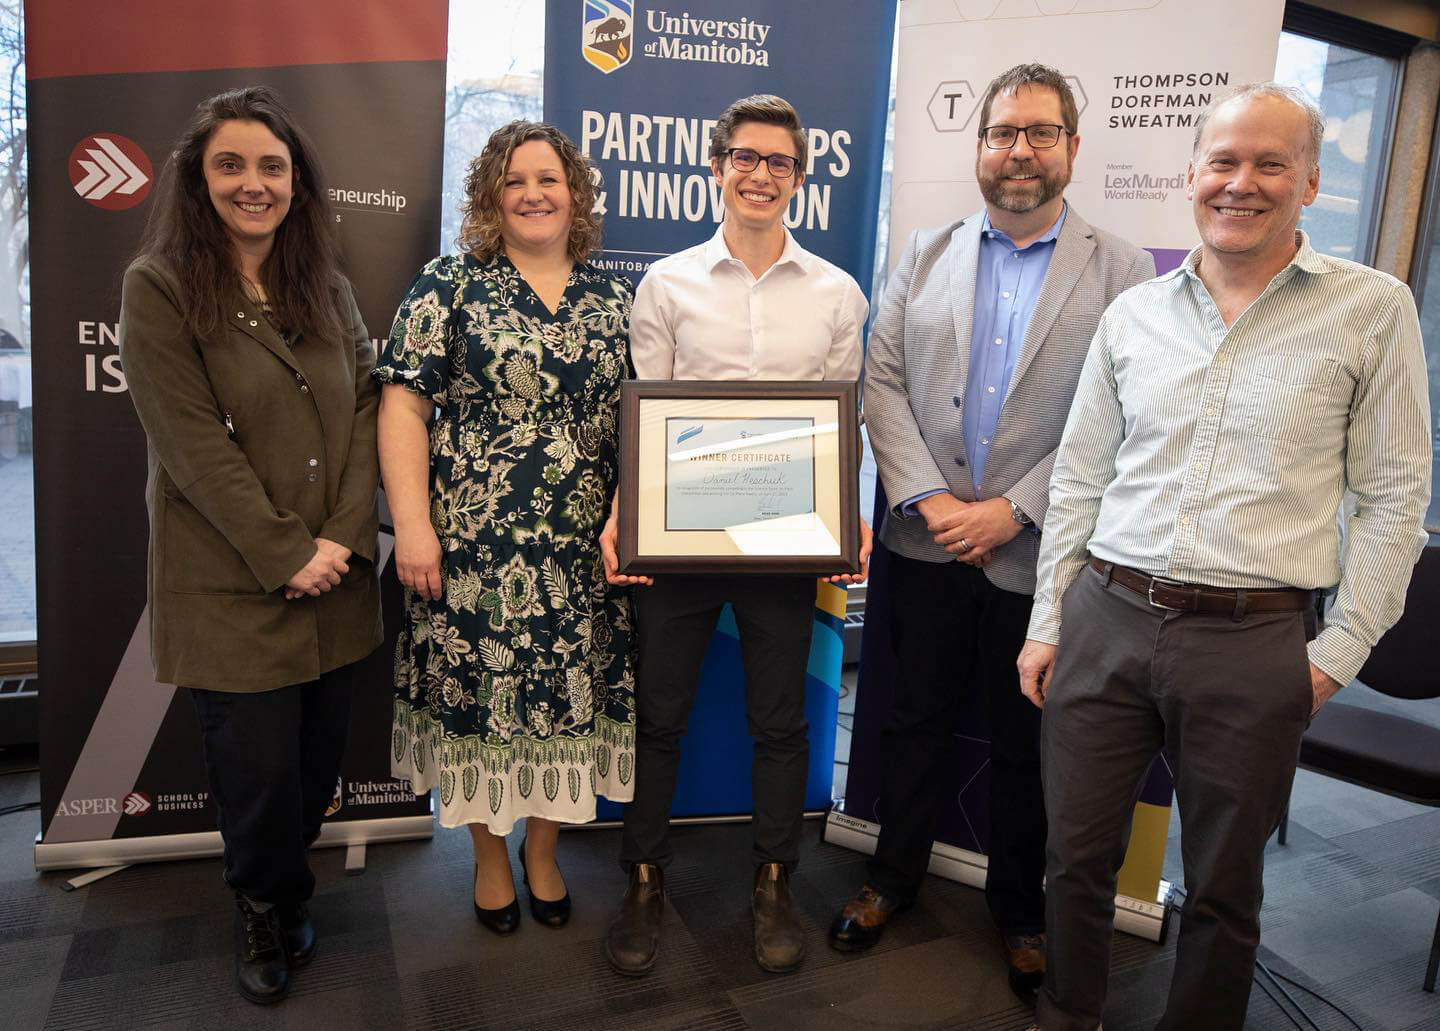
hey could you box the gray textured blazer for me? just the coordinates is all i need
[864,206,1155,594]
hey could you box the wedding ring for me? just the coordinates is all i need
[958,537,970,552]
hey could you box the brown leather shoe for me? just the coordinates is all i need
[1001,931,1046,1004]
[752,863,806,973]
[827,884,909,952]
[605,863,664,976]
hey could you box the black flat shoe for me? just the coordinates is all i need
[520,835,571,928]
[473,864,521,935]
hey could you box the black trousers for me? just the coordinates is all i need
[867,553,1046,934]
[1038,563,1315,1031]
[190,663,355,906]
[621,573,816,870]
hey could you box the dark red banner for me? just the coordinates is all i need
[25,0,447,79]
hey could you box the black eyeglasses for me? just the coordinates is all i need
[721,147,800,178]
[980,124,1068,150]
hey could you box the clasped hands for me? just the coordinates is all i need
[283,537,352,599]
[915,493,1023,568]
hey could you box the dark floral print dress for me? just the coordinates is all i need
[374,253,636,831]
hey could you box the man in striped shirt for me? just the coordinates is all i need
[1017,84,1431,1031]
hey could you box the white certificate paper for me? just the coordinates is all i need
[664,417,816,531]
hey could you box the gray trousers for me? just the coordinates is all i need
[1038,562,1315,1031]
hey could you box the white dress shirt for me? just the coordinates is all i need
[629,225,866,382]
[1029,232,1431,687]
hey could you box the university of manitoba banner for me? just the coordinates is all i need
[26,0,448,868]
[835,0,1286,940]
[544,0,896,816]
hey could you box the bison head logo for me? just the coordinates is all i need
[583,0,635,74]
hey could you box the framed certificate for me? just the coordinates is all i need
[617,380,860,575]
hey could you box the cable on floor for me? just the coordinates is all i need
[0,800,39,817]
[1170,884,1368,1031]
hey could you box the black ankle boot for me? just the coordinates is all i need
[234,896,289,1004]
[605,863,664,974]
[753,863,805,973]
[276,902,317,967]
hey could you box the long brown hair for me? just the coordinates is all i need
[455,120,602,263]
[137,86,346,344]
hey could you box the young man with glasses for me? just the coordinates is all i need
[830,64,1153,1005]
[600,93,869,977]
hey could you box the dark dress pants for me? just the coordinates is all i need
[621,573,816,870]
[1038,563,1315,1031]
[866,553,1046,934]
[190,662,356,906]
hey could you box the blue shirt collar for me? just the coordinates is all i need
[981,202,1067,250]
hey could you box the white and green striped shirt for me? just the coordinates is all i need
[1029,232,1431,686]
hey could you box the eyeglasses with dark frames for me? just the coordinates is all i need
[980,124,1069,150]
[721,147,800,178]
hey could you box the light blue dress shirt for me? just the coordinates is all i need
[963,206,1066,490]
[902,205,1066,515]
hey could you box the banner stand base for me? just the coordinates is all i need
[580,809,831,831]
[62,864,129,891]
[35,813,434,873]
[823,807,1171,943]
[346,842,367,874]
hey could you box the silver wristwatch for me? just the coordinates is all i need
[1006,497,1033,526]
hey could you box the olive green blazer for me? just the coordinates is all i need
[119,257,383,692]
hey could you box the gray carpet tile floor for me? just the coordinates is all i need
[2,680,1439,1029]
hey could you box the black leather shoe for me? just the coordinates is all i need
[473,864,521,935]
[1000,931,1046,1005]
[605,863,663,975]
[234,896,288,1004]
[276,902,317,967]
[520,835,571,927]
[827,884,910,952]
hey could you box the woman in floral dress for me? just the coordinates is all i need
[375,121,635,933]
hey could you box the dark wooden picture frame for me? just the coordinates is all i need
[617,380,860,575]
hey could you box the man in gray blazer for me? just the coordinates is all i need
[828,63,1154,1003]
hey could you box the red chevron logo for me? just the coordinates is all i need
[69,133,153,210]
[122,791,151,815]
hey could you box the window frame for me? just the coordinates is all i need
[1280,2,1411,267]
[1410,96,1440,313]
[1409,91,1440,537]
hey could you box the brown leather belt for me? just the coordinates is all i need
[1089,557,1313,614]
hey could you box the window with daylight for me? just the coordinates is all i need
[441,1,545,253]
[0,2,31,653]
[1412,119,1440,535]
[1274,15,1404,265]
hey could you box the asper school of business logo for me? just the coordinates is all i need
[123,791,151,816]
[583,0,634,74]
[69,133,153,210]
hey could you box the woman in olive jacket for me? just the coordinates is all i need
[118,87,381,1006]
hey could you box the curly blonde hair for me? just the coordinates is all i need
[456,121,602,263]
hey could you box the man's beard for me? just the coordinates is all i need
[977,157,1070,214]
